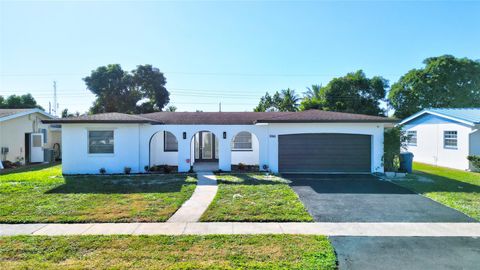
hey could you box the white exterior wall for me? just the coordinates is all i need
[138,124,270,173]
[62,124,141,174]
[0,113,59,163]
[62,122,386,174]
[403,114,473,170]
[231,133,260,165]
[150,131,178,166]
[470,128,480,155]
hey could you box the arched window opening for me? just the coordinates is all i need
[232,131,253,151]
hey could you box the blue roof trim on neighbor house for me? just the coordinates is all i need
[0,108,55,122]
[399,108,480,127]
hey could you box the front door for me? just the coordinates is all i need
[30,133,44,163]
[195,131,218,162]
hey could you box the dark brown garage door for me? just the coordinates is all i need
[278,133,371,173]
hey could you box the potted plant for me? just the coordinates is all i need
[99,168,106,174]
[124,167,132,175]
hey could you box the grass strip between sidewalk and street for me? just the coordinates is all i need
[0,235,336,269]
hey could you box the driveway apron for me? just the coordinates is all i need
[285,174,479,270]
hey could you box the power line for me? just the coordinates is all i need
[0,71,405,78]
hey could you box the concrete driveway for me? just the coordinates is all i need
[285,174,475,222]
[285,174,479,269]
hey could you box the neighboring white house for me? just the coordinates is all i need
[0,108,61,166]
[400,108,480,171]
[44,110,396,175]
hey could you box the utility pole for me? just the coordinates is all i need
[219,102,222,112]
[53,81,58,117]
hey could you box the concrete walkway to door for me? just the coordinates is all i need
[167,171,218,223]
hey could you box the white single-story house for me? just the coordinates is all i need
[43,110,396,175]
[0,108,61,166]
[400,108,480,171]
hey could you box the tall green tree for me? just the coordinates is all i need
[84,64,169,114]
[389,55,480,119]
[254,89,299,112]
[300,70,387,116]
[0,94,43,110]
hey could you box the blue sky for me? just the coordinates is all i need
[1,1,479,115]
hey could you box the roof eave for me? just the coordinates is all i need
[41,120,157,124]
[254,119,399,124]
[0,109,55,122]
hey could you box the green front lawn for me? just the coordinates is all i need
[0,164,197,223]
[393,162,480,220]
[200,174,313,222]
[0,235,336,269]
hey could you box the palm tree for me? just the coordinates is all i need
[303,84,322,99]
[300,84,324,111]
[279,88,300,112]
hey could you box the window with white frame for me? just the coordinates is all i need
[444,131,457,149]
[164,131,178,152]
[232,131,253,151]
[88,130,114,154]
[406,130,417,146]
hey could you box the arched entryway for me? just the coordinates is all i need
[149,130,179,172]
[230,131,260,171]
[190,130,219,171]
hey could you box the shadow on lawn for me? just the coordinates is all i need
[284,173,480,195]
[285,174,415,195]
[400,170,480,194]
[215,173,289,185]
[0,162,60,175]
[46,174,195,194]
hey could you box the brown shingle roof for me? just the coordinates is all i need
[42,112,154,124]
[43,110,397,124]
[255,110,397,123]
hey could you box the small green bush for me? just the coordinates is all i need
[467,155,480,170]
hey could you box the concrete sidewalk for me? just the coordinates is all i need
[167,172,218,223]
[1,222,479,237]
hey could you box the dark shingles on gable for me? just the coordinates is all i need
[43,110,397,124]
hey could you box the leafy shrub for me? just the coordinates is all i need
[144,165,149,172]
[238,163,246,171]
[99,168,106,174]
[149,164,175,174]
[124,167,132,174]
[163,165,172,174]
[384,127,407,172]
[467,155,480,170]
